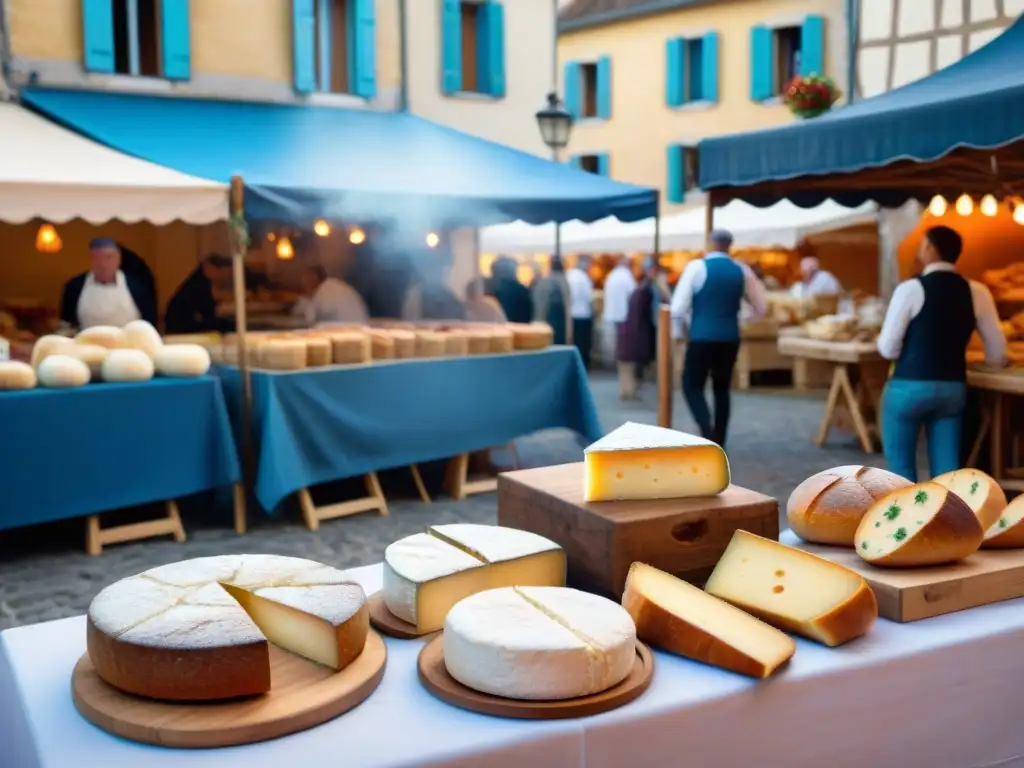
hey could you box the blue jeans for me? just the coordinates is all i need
[881,379,966,483]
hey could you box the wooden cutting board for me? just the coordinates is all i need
[782,532,1024,622]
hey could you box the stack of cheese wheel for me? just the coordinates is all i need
[101,349,155,382]
[0,361,37,390]
[37,355,91,388]
[465,330,491,355]
[329,331,371,364]
[369,330,395,360]
[122,320,163,359]
[442,329,470,356]
[488,327,514,353]
[414,330,447,358]
[391,330,416,359]
[510,322,554,350]
[154,344,212,378]
[76,326,128,350]
[259,338,308,370]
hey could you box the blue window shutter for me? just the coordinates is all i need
[800,15,825,76]
[665,38,683,107]
[596,55,612,119]
[701,32,719,103]
[666,145,684,204]
[160,0,191,80]
[351,0,377,98]
[749,26,772,101]
[597,153,610,177]
[563,61,581,117]
[441,0,463,94]
[292,0,317,94]
[81,0,115,73]
[476,2,505,97]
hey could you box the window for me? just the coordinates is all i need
[440,1,506,97]
[293,0,376,98]
[685,39,703,101]
[460,2,480,93]
[666,145,699,204]
[574,153,609,176]
[664,33,718,108]
[773,26,802,94]
[580,62,598,117]
[111,0,160,76]
[315,0,350,93]
[563,57,612,119]
[83,0,190,79]
[749,18,822,102]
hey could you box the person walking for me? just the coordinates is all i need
[566,255,595,368]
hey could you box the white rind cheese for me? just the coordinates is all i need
[101,348,155,382]
[154,343,212,378]
[443,586,636,700]
[0,361,37,390]
[75,326,128,349]
[122,319,164,358]
[382,533,485,626]
[37,354,91,388]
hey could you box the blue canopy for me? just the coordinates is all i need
[698,17,1024,207]
[23,88,657,227]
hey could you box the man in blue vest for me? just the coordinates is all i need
[671,229,767,448]
[877,225,1007,482]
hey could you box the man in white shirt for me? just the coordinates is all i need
[602,258,636,368]
[59,238,157,330]
[877,225,1007,482]
[296,266,369,326]
[791,257,842,297]
[566,255,595,368]
[671,230,768,447]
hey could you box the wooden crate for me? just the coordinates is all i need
[498,463,779,599]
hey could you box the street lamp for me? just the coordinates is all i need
[535,92,574,159]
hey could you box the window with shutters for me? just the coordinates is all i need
[772,26,802,95]
[460,2,481,93]
[579,63,598,118]
[682,147,699,191]
[314,0,350,93]
[111,0,161,77]
[441,1,505,97]
[684,39,703,101]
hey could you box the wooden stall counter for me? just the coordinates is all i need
[967,366,1024,492]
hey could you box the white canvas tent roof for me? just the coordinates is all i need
[480,199,878,254]
[0,102,227,225]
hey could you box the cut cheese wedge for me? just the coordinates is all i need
[622,562,795,678]
[443,586,636,700]
[584,421,730,502]
[854,482,983,566]
[705,530,877,647]
[931,469,1006,532]
[983,494,1024,548]
[382,524,565,633]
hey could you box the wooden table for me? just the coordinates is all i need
[777,335,887,453]
[967,367,1024,492]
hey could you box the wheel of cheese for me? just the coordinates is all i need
[443,586,635,701]
[368,330,395,360]
[101,348,155,383]
[154,344,211,378]
[328,332,371,365]
[122,320,163,358]
[414,330,447,358]
[37,354,91,388]
[161,333,222,348]
[442,330,470,357]
[390,330,416,358]
[465,331,492,355]
[488,327,514,353]
[787,466,912,546]
[259,339,308,370]
[75,325,128,349]
[854,482,983,566]
[982,494,1024,548]
[30,334,75,369]
[931,469,1006,531]
[0,361,37,390]
[510,322,554,350]
[66,344,110,378]
[302,337,332,367]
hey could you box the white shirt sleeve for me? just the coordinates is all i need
[876,280,923,360]
[740,264,768,319]
[970,280,1010,368]
[670,260,703,323]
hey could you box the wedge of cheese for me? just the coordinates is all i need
[622,562,795,678]
[983,494,1024,548]
[383,524,565,633]
[584,422,730,502]
[932,469,1006,531]
[854,482,983,566]
[705,530,877,647]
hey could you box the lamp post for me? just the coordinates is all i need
[535,92,575,270]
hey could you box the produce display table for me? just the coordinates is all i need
[3,562,1024,767]
[777,335,887,453]
[217,347,603,517]
[967,366,1024,492]
[0,377,242,553]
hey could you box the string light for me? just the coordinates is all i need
[425,232,440,248]
[275,236,294,260]
[313,219,331,237]
[954,194,973,216]
[348,227,366,245]
[1013,202,1024,226]
[979,194,998,217]
[34,223,62,253]
[927,195,947,217]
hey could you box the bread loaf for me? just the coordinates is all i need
[76,326,128,349]
[414,330,447,358]
[931,469,1006,531]
[329,332,371,364]
[37,355,91,388]
[982,494,1024,548]
[122,320,163,358]
[154,344,211,378]
[0,361,37,390]
[488,327,514,353]
[390,330,416,358]
[787,466,912,546]
[30,334,75,369]
[369,330,395,360]
[854,482,983,566]
[101,349,155,383]
[259,339,307,370]
[510,322,554,350]
[66,344,110,378]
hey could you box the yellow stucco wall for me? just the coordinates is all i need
[7,0,82,61]
[558,0,848,212]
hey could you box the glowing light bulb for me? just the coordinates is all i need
[955,194,973,216]
[276,237,294,260]
[1014,204,1024,226]
[980,194,998,217]
[425,232,440,248]
[34,223,62,253]
[313,219,331,237]
[348,228,366,245]
[927,195,947,217]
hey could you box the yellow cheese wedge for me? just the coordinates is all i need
[622,562,794,678]
[584,422,730,502]
[931,469,1006,531]
[705,530,877,647]
[983,494,1024,548]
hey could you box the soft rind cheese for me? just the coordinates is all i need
[154,343,212,378]
[75,325,128,349]
[622,562,795,678]
[87,554,369,701]
[443,586,636,700]
[931,469,1006,532]
[101,348,155,382]
[37,354,91,388]
[30,334,75,369]
[705,530,878,647]
[854,482,983,566]
[983,495,1024,548]
[122,319,164,358]
[584,421,730,502]
[66,343,110,378]
[0,361,37,390]
[382,524,565,633]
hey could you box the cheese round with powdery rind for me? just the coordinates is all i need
[154,343,211,378]
[75,325,128,349]
[87,554,369,701]
[444,586,636,701]
[66,343,110,378]
[0,361,37,390]
[122,319,164,358]
[101,348,155,382]
[30,334,76,369]
[37,354,91,388]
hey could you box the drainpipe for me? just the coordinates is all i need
[398,0,409,111]
[846,0,858,103]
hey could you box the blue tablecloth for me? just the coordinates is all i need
[218,346,603,512]
[0,377,241,530]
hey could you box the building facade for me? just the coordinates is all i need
[556,0,849,212]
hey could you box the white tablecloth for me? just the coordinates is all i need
[3,560,1024,768]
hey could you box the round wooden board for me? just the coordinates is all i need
[368,591,435,639]
[71,630,387,749]
[417,635,654,719]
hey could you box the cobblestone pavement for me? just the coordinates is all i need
[0,373,870,630]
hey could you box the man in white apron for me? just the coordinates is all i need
[59,238,158,330]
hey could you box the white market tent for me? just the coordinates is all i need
[0,102,227,224]
[480,199,878,254]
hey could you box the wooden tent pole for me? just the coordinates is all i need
[704,190,715,238]
[229,175,252,535]
[654,190,672,428]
